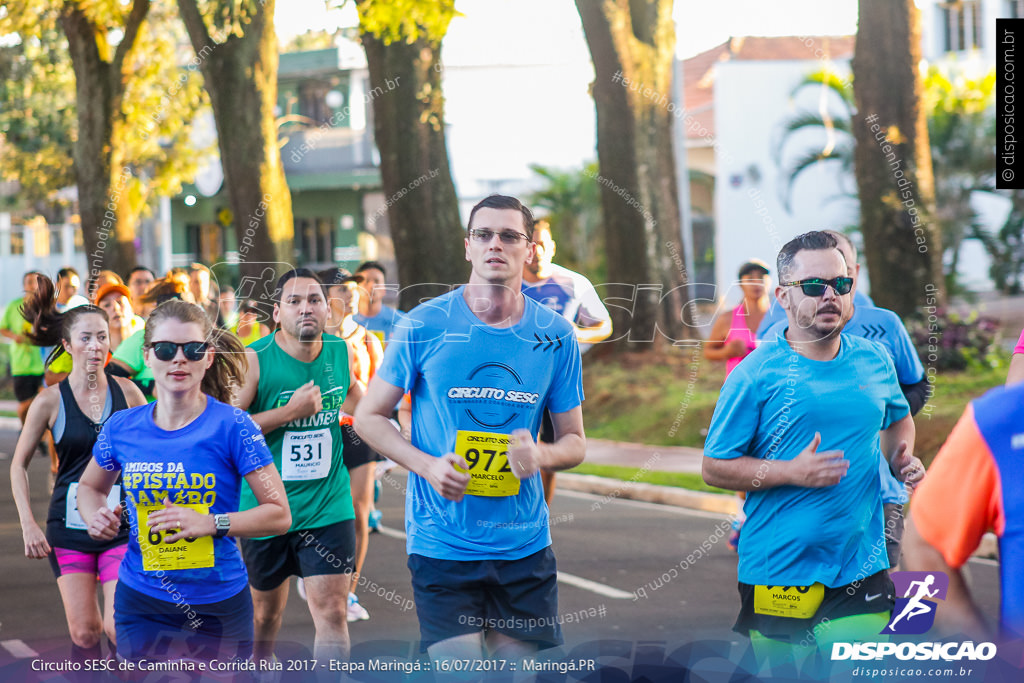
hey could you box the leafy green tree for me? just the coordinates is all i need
[852,0,945,315]
[773,69,856,212]
[177,0,293,278]
[528,162,606,283]
[575,0,692,350]
[924,68,998,292]
[0,0,204,279]
[281,29,338,53]
[776,66,1006,293]
[351,0,467,309]
[0,23,76,212]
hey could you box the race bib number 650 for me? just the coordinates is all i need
[137,503,214,572]
[453,430,520,497]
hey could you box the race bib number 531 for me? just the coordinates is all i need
[453,431,520,497]
[282,429,332,481]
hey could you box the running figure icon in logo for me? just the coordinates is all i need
[883,572,949,635]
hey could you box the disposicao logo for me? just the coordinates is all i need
[831,572,997,662]
[882,571,949,635]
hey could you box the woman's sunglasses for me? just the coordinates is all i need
[782,277,854,297]
[147,340,210,362]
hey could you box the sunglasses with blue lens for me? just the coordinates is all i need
[782,277,854,297]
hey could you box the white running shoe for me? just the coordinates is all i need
[347,593,370,622]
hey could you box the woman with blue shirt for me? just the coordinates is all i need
[78,300,291,665]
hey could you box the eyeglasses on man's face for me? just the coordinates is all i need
[468,228,531,245]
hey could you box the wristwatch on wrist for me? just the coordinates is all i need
[213,514,230,538]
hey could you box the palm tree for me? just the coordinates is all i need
[774,65,1000,293]
[773,69,857,213]
[924,68,995,292]
[528,162,606,282]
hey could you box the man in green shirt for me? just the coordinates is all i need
[1,272,45,423]
[234,268,364,665]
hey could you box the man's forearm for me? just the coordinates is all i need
[574,320,612,345]
[882,415,916,471]
[355,413,437,479]
[702,455,792,491]
[537,434,586,471]
[250,404,298,435]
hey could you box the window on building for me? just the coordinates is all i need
[10,229,24,255]
[941,1,982,52]
[49,227,62,255]
[295,217,337,265]
[186,223,226,264]
[33,223,50,257]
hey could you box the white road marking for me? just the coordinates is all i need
[375,525,407,541]
[375,524,635,599]
[1,639,39,658]
[557,571,634,600]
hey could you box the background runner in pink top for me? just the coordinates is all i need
[704,259,771,378]
[1009,327,1024,385]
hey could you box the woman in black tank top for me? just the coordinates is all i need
[11,283,147,663]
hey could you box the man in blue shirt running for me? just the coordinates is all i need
[761,230,930,571]
[703,231,924,673]
[353,261,408,346]
[355,195,586,663]
[522,219,611,504]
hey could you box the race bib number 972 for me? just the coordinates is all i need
[453,430,520,497]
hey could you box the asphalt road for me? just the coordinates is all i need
[0,427,1005,682]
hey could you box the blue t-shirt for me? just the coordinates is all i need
[376,287,584,561]
[354,306,407,345]
[755,288,873,340]
[704,330,909,587]
[522,264,610,354]
[764,305,924,505]
[92,396,274,603]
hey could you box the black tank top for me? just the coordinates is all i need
[46,378,131,551]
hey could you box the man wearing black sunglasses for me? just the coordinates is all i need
[702,231,923,674]
[760,230,930,575]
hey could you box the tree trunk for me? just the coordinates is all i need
[575,0,691,351]
[852,0,946,315]
[61,1,150,292]
[357,15,467,310]
[178,0,292,291]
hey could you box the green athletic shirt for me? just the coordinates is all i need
[239,332,354,536]
[112,328,155,382]
[2,297,43,376]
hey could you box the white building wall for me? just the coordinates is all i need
[442,63,597,222]
[439,0,597,221]
[713,59,859,306]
